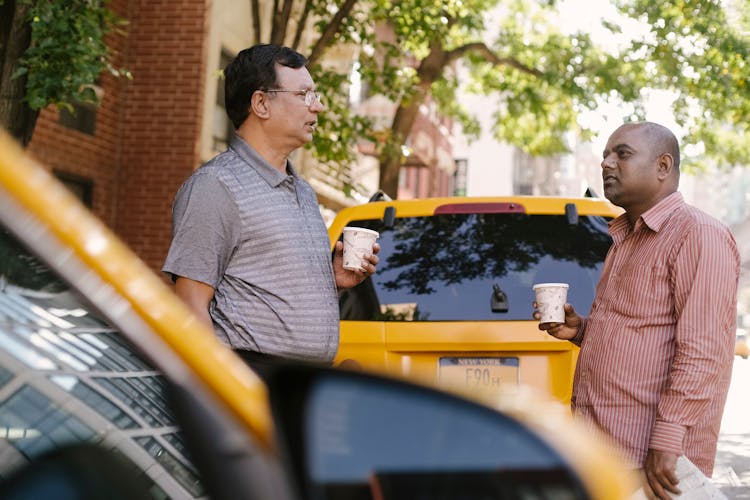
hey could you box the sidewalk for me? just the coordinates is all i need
[712,357,750,499]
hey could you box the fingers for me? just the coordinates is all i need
[366,251,379,266]
[352,251,379,282]
[540,323,566,339]
[645,470,680,499]
[644,451,681,500]
[361,250,379,273]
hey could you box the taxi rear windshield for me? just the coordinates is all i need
[339,212,612,322]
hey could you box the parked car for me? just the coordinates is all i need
[0,130,635,499]
[329,195,621,405]
[736,328,749,359]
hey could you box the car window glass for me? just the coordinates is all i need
[304,375,587,499]
[0,228,205,499]
[339,214,612,321]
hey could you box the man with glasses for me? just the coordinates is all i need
[163,44,379,366]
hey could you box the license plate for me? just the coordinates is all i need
[439,357,519,395]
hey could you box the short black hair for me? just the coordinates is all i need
[224,44,308,129]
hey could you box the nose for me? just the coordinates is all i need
[601,153,615,170]
[310,98,325,113]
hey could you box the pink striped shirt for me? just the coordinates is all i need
[572,192,740,475]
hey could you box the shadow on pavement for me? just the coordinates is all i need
[713,434,750,499]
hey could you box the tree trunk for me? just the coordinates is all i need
[270,0,294,46]
[378,42,446,198]
[291,0,313,51]
[378,96,424,198]
[251,0,261,44]
[0,0,38,146]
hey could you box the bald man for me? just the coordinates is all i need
[535,122,740,499]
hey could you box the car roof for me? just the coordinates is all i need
[328,196,622,241]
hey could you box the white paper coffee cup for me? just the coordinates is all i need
[533,283,569,324]
[343,227,379,272]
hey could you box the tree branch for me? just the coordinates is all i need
[271,0,294,45]
[446,42,544,78]
[292,0,313,51]
[251,0,261,44]
[270,0,280,44]
[307,0,358,67]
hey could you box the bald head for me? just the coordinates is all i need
[638,121,680,170]
[620,121,680,172]
[601,121,682,220]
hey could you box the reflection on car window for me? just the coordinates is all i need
[340,214,612,321]
[94,375,175,427]
[0,228,205,499]
[305,376,587,499]
[0,385,95,454]
[0,366,14,389]
[50,375,140,429]
[135,436,204,497]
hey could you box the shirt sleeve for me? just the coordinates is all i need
[162,172,241,288]
[649,223,740,454]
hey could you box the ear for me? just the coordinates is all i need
[656,153,674,181]
[249,90,271,119]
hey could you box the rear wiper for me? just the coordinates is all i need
[490,284,509,313]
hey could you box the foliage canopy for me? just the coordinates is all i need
[2,0,749,196]
[0,0,127,145]
[273,0,750,195]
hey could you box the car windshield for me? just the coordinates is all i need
[339,213,612,321]
[0,227,205,498]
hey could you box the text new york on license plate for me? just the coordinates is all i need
[439,357,519,394]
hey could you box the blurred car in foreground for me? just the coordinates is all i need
[329,195,620,406]
[0,130,636,499]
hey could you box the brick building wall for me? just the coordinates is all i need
[28,0,210,275]
[115,0,210,271]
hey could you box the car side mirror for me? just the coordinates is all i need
[267,365,592,500]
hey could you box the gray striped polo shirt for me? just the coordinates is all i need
[163,136,339,362]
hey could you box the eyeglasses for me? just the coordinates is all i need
[264,88,321,107]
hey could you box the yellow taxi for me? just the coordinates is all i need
[330,196,621,406]
[0,129,635,499]
[737,329,749,359]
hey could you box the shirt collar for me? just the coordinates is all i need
[640,191,684,231]
[609,192,684,241]
[229,134,297,187]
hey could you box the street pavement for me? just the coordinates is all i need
[712,356,750,499]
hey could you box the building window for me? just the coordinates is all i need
[212,50,235,154]
[59,102,97,136]
[54,171,93,208]
[453,159,467,196]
